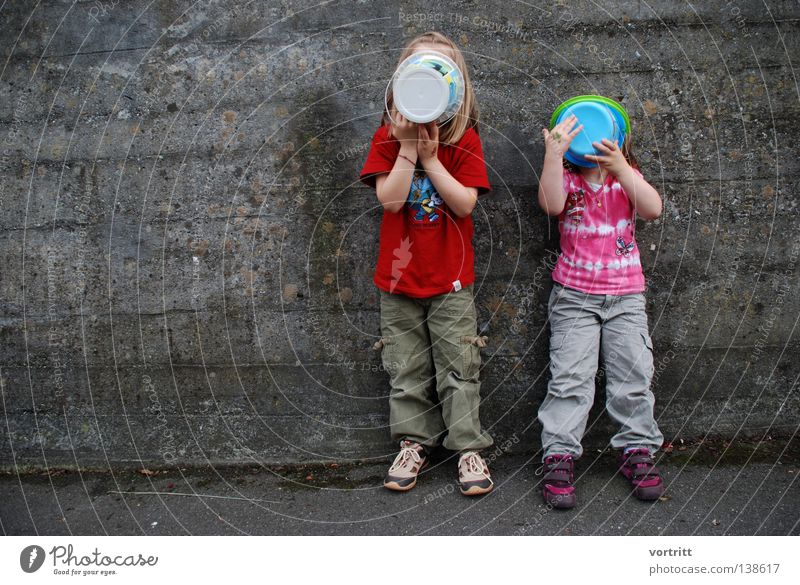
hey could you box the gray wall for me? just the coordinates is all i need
[1,0,798,468]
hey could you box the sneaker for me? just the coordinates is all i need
[618,447,665,501]
[384,440,428,491]
[457,451,494,496]
[539,454,576,509]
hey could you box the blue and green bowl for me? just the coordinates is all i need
[550,95,630,168]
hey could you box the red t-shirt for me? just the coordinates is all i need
[359,124,491,298]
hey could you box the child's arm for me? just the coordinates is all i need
[585,139,662,220]
[417,123,478,218]
[375,114,419,213]
[538,115,584,216]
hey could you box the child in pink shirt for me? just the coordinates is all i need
[536,111,666,509]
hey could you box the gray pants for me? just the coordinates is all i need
[538,283,664,461]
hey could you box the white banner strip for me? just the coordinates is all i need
[2,536,797,583]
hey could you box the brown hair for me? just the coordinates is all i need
[383,31,479,145]
[564,130,639,173]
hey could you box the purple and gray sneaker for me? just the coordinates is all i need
[540,454,577,509]
[618,448,665,501]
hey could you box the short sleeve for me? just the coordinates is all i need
[450,128,491,195]
[359,125,399,188]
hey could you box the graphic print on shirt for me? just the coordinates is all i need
[389,236,413,293]
[564,189,586,225]
[615,236,635,257]
[407,171,443,223]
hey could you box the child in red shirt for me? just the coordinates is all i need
[360,32,494,496]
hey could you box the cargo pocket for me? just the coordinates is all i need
[640,332,655,379]
[374,336,399,378]
[460,335,487,380]
[547,332,567,378]
[549,332,566,355]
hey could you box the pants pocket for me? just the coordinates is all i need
[459,335,486,379]
[640,332,655,379]
[549,332,566,354]
[375,337,401,378]
[549,283,563,302]
[547,332,568,385]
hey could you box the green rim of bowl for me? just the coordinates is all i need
[549,95,631,135]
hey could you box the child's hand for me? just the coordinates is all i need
[389,112,418,145]
[584,138,630,176]
[542,114,583,157]
[417,122,439,164]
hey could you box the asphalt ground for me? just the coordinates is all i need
[2,438,798,535]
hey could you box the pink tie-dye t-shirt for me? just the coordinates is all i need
[551,167,646,295]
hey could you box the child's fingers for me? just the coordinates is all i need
[568,124,584,138]
[600,138,617,149]
[549,116,579,144]
[592,141,613,154]
[542,128,550,141]
[558,114,578,133]
[583,154,607,163]
[554,120,568,134]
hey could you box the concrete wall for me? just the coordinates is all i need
[1,0,798,468]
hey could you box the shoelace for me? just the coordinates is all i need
[388,445,421,473]
[460,452,493,485]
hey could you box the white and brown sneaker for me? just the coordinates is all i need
[384,440,428,491]
[458,451,494,496]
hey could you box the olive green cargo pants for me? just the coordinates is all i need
[376,285,494,452]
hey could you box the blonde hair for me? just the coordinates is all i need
[383,31,479,145]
